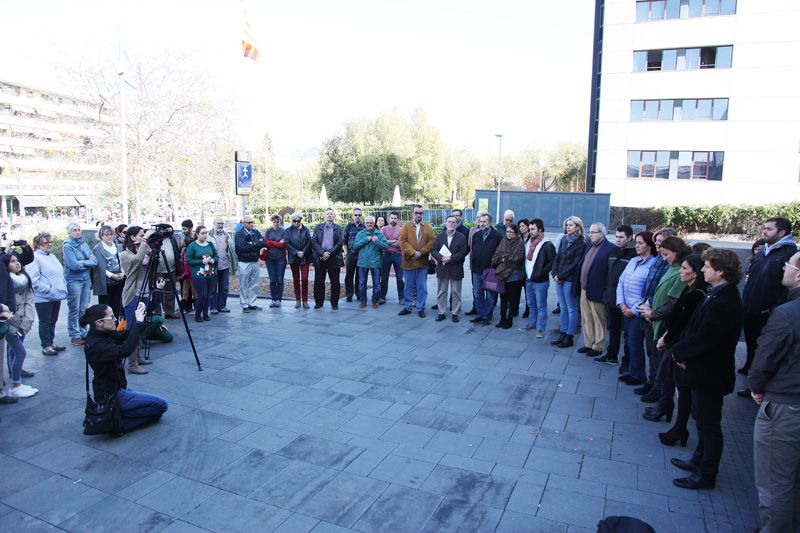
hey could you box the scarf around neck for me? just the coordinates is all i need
[527,232,545,260]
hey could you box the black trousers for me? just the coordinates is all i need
[742,313,769,372]
[690,388,724,480]
[314,258,341,307]
[500,280,523,322]
[98,282,124,320]
[643,319,659,385]
[605,305,629,360]
[344,252,360,299]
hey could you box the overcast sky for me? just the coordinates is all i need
[2,0,595,166]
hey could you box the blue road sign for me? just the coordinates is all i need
[236,161,253,195]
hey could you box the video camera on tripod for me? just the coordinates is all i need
[145,223,174,249]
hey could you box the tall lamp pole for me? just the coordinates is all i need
[117,31,128,224]
[495,133,503,223]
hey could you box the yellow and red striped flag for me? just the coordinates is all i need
[241,2,261,62]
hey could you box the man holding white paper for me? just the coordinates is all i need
[431,215,468,322]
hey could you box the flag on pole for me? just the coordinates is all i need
[241,2,261,62]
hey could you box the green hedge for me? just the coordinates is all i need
[610,202,800,237]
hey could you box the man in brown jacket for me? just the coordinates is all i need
[398,204,435,318]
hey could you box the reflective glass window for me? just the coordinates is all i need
[682,99,697,120]
[658,99,674,120]
[710,152,724,180]
[720,0,736,15]
[634,51,647,72]
[696,99,713,119]
[669,151,679,179]
[630,101,645,121]
[689,0,703,16]
[700,47,717,69]
[627,151,641,178]
[656,151,670,179]
[641,151,656,178]
[647,50,663,71]
[636,1,650,21]
[676,49,687,70]
[644,100,659,120]
[673,100,684,120]
[705,0,720,16]
[651,1,665,19]
[678,152,692,179]
[712,98,728,120]
[692,152,709,179]
[716,46,733,68]
[662,49,677,70]
[685,48,700,69]
[666,0,681,18]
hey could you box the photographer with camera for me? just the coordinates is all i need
[119,226,156,375]
[153,224,182,319]
[63,223,98,346]
[82,302,168,434]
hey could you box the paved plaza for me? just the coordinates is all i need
[0,273,761,532]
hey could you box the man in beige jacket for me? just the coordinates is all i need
[398,204,435,318]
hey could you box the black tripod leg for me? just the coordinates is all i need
[168,269,203,371]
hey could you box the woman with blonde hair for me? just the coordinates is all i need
[550,216,587,348]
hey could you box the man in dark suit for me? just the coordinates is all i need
[311,208,345,309]
[577,222,616,357]
[670,248,744,490]
[431,215,468,323]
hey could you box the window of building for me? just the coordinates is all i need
[630,98,728,121]
[638,0,735,20]
[628,150,724,180]
[633,45,732,72]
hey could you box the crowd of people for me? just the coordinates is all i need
[0,208,797,531]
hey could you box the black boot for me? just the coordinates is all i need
[522,306,530,319]
[550,332,566,346]
[556,334,574,348]
[501,317,513,330]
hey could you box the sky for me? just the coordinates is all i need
[1,0,596,167]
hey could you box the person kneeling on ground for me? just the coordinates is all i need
[81,302,168,434]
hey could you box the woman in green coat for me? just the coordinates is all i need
[185,226,219,322]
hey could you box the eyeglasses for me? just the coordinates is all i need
[292,219,302,223]
[413,211,423,215]
[98,316,117,322]
[589,230,603,234]
[243,221,254,224]
[353,214,362,217]
[41,241,53,245]
[784,261,800,272]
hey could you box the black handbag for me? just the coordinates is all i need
[83,361,122,435]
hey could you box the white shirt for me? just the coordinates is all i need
[524,239,545,278]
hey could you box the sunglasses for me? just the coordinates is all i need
[98,316,117,322]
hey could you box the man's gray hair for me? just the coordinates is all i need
[504,210,515,219]
[592,222,607,235]
[481,212,493,223]
[66,222,81,233]
[364,215,375,223]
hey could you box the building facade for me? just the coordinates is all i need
[0,79,111,219]
[588,0,800,207]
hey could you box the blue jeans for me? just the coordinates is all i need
[210,268,231,310]
[6,331,26,384]
[67,278,91,340]
[525,280,549,330]
[623,315,647,381]
[380,251,404,301]
[358,267,381,303]
[192,277,213,319]
[471,271,498,320]
[117,387,168,433]
[266,258,287,301]
[403,268,428,311]
[555,281,578,335]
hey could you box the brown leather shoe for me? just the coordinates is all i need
[373,302,379,309]
[128,365,148,375]
[359,301,366,309]
[138,358,153,365]
[70,338,85,346]
[303,302,310,309]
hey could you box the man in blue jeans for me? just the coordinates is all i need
[469,213,502,325]
[379,211,404,304]
[398,205,435,318]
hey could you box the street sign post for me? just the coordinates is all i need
[235,161,253,195]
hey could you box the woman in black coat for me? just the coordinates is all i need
[550,216,588,347]
[285,212,313,308]
[670,248,743,490]
[82,302,168,434]
[643,255,708,443]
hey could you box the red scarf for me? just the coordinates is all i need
[527,233,545,261]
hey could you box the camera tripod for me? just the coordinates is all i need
[134,233,203,371]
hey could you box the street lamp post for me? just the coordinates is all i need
[495,133,503,223]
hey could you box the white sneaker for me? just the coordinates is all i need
[536,330,545,338]
[8,386,37,398]
[20,384,39,394]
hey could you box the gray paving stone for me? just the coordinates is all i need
[378,402,414,420]
[273,513,320,533]
[0,509,64,532]
[463,416,518,440]
[579,456,638,489]
[136,476,219,517]
[422,497,503,532]
[504,481,545,516]
[300,471,388,527]
[354,484,442,533]
[277,434,365,470]
[0,454,55,501]
[13,436,101,473]
[477,402,548,426]
[303,406,357,430]
[338,414,395,438]
[524,447,583,477]
[203,449,291,496]
[534,428,612,459]
[380,421,437,445]
[548,393,595,417]
[58,495,175,532]
[537,488,604,529]
[611,438,666,468]
[468,382,518,404]
[546,473,606,497]
[474,438,532,467]
[421,464,516,509]
[424,430,482,458]
[343,449,387,476]
[415,392,445,409]
[116,469,177,500]
[327,379,373,396]
[184,490,291,532]
[249,461,338,510]
[496,510,567,533]
[2,474,108,525]
[439,453,495,475]
[491,464,550,485]
[400,406,472,432]
[341,396,393,416]
[61,451,157,494]
[369,454,437,489]
[606,485,669,510]
[392,444,446,464]
[565,415,614,440]
[237,424,301,452]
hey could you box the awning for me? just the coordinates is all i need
[16,195,89,207]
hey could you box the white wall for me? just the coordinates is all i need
[595,1,800,207]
